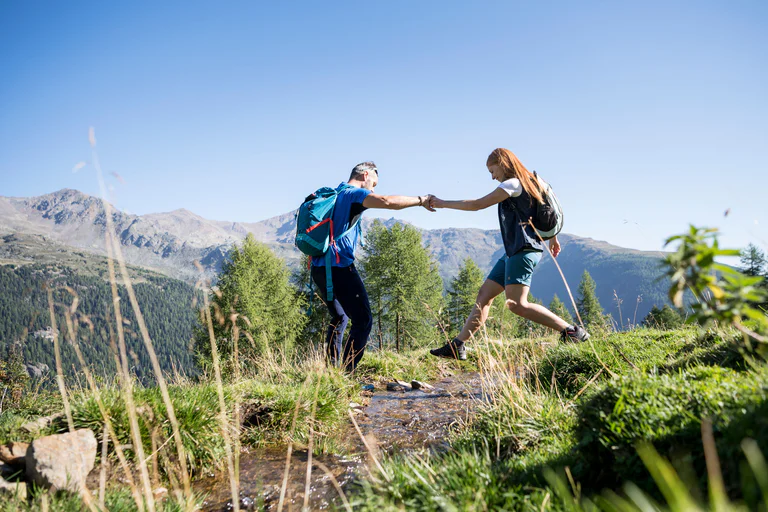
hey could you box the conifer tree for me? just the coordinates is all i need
[740,243,767,277]
[577,270,607,330]
[293,255,330,353]
[643,305,683,330]
[446,258,485,333]
[194,234,305,371]
[359,221,389,350]
[549,293,573,325]
[360,221,444,351]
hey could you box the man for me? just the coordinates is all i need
[311,161,434,373]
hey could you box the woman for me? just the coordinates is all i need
[429,148,589,360]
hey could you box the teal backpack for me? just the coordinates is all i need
[295,183,361,301]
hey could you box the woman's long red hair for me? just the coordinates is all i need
[486,148,543,205]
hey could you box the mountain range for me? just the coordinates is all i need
[0,189,672,322]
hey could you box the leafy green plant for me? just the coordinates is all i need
[665,226,768,350]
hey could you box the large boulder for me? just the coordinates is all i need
[26,429,97,492]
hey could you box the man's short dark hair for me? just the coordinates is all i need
[350,161,378,180]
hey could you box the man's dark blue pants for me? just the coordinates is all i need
[311,263,373,373]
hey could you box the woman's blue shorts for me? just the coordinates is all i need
[487,250,543,287]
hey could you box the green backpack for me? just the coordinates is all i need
[295,183,360,301]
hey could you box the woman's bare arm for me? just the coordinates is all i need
[430,188,509,211]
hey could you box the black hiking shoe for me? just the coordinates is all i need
[430,338,467,360]
[560,325,590,343]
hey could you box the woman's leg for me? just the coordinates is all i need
[456,279,505,342]
[504,284,570,331]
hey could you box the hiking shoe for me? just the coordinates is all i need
[561,325,591,343]
[429,338,467,360]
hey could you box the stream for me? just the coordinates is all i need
[197,372,489,510]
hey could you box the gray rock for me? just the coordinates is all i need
[25,362,50,379]
[386,381,413,392]
[21,413,63,434]
[410,380,434,391]
[26,429,97,492]
[0,477,27,500]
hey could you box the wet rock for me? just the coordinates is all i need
[26,429,97,492]
[386,382,410,392]
[21,413,63,434]
[410,380,434,391]
[0,477,27,500]
[0,442,28,470]
[349,402,363,409]
[240,495,255,510]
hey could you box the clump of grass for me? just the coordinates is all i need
[68,381,227,475]
[237,362,358,452]
[532,327,707,396]
[356,347,463,383]
[573,365,768,498]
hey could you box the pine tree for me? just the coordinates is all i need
[740,243,767,277]
[359,221,390,351]
[194,234,306,371]
[577,270,607,330]
[643,305,683,330]
[446,258,485,334]
[360,221,444,351]
[293,255,330,353]
[549,293,573,325]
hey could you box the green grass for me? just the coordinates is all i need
[356,346,461,383]
[0,487,203,512]
[6,327,767,510]
[532,327,750,397]
[352,327,768,510]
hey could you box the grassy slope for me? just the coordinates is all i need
[4,328,766,511]
[353,328,767,511]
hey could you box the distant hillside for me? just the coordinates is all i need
[0,189,673,321]
[0,237,200,383]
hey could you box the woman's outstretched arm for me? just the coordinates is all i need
[430,188,509,211]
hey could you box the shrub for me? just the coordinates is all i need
[573,365,768,498]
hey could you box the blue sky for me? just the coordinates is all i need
[1,1,766,252]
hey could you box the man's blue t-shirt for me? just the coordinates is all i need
[311,183,371,267]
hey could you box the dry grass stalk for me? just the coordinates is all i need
[313,461,353,512]
[702,419,727,509]
[201,289,239,512]
[46,286,74,432]
[278,374,311,512]
[93,136,159,511]
[99,423,108,509]
[348,409,390,482]
[56,290,144,509]
[303,374,322,511]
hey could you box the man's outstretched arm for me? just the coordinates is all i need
[363,193,435,211]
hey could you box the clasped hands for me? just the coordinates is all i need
[419,194,443,212]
